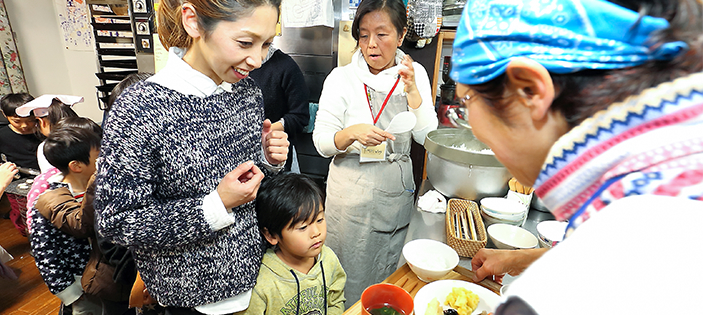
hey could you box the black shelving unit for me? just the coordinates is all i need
[87,1,138,110]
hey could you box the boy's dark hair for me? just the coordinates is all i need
[106,72,153,112]
[256,173,324,240]
[1,93,35,117]
[44,117,103,175]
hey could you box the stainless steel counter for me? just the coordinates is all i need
[400,179,555,285]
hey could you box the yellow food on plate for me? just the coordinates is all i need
[445,287,480,315]
[424,297,442,315]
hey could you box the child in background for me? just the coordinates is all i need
[14,95,81,236]
[1,93,39,236]
[242,173,346,315]
[28,117,104,315]
[16,95,82,173]
[0,93,40,171]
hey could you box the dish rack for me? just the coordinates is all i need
[445,198,487,257]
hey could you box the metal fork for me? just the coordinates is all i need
[1,153,21,179]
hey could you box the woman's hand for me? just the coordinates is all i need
[334,124,396,150]
[0,162,18,193]
[471,248,548,283]
[398,55,421,109]
[216,161,264,209]
[262,119,289,165]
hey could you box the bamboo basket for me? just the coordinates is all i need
[445,198,487,257]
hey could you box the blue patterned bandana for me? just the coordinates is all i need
[450,0,689,85]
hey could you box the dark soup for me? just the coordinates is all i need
[367,303,405,315]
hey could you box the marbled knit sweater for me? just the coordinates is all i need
[94,78,269,307]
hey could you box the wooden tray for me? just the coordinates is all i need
[342,264,502,315]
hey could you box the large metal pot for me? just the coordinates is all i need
[424,128,511,200]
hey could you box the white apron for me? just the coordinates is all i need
[324,87,415,307]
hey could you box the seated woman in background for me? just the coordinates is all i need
[451,0,703,313]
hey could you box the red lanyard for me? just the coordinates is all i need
[365,76,401,124]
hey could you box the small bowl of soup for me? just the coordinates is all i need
[361,283,414,315]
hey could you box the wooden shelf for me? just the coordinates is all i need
[431,30,456,102]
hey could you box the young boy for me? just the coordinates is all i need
[243,173,346,315]
[28,117,104,314]
[0,93,41,171]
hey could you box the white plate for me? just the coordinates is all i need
[414,280,501,315]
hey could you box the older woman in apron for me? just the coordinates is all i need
[313,0,438,306]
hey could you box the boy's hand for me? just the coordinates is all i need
[217,161,264,209]
[262,119,289,165]
[0,162,18,191]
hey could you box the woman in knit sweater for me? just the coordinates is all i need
[94,0,288,314]
[451,0,703,313]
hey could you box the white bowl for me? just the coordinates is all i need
[487,224,538,250]
[481,204,526,221]
[536,220,567,248]
[481,209,524,228]
[538,237,550,248]
[481,204,526,219]
[480,197,527,220]
[402,239,459,282]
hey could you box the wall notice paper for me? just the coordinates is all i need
[281,0,333,28]
[53,0,94,51]
[153,33,168,73]
[337,21,356,67]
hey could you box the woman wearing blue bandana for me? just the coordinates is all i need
[452,0,703,314]
[313,0,438,306]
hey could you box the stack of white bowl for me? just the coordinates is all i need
[480,197,528,227]
[536,220,568,248]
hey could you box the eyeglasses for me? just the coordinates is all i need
[459,90,481,108]
[451,91,479,130]
[459,94,472,107]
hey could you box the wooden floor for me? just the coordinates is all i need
[0,195,61,315]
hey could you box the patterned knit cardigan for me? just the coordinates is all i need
[94,79,270,307]
[535,72,703,231]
